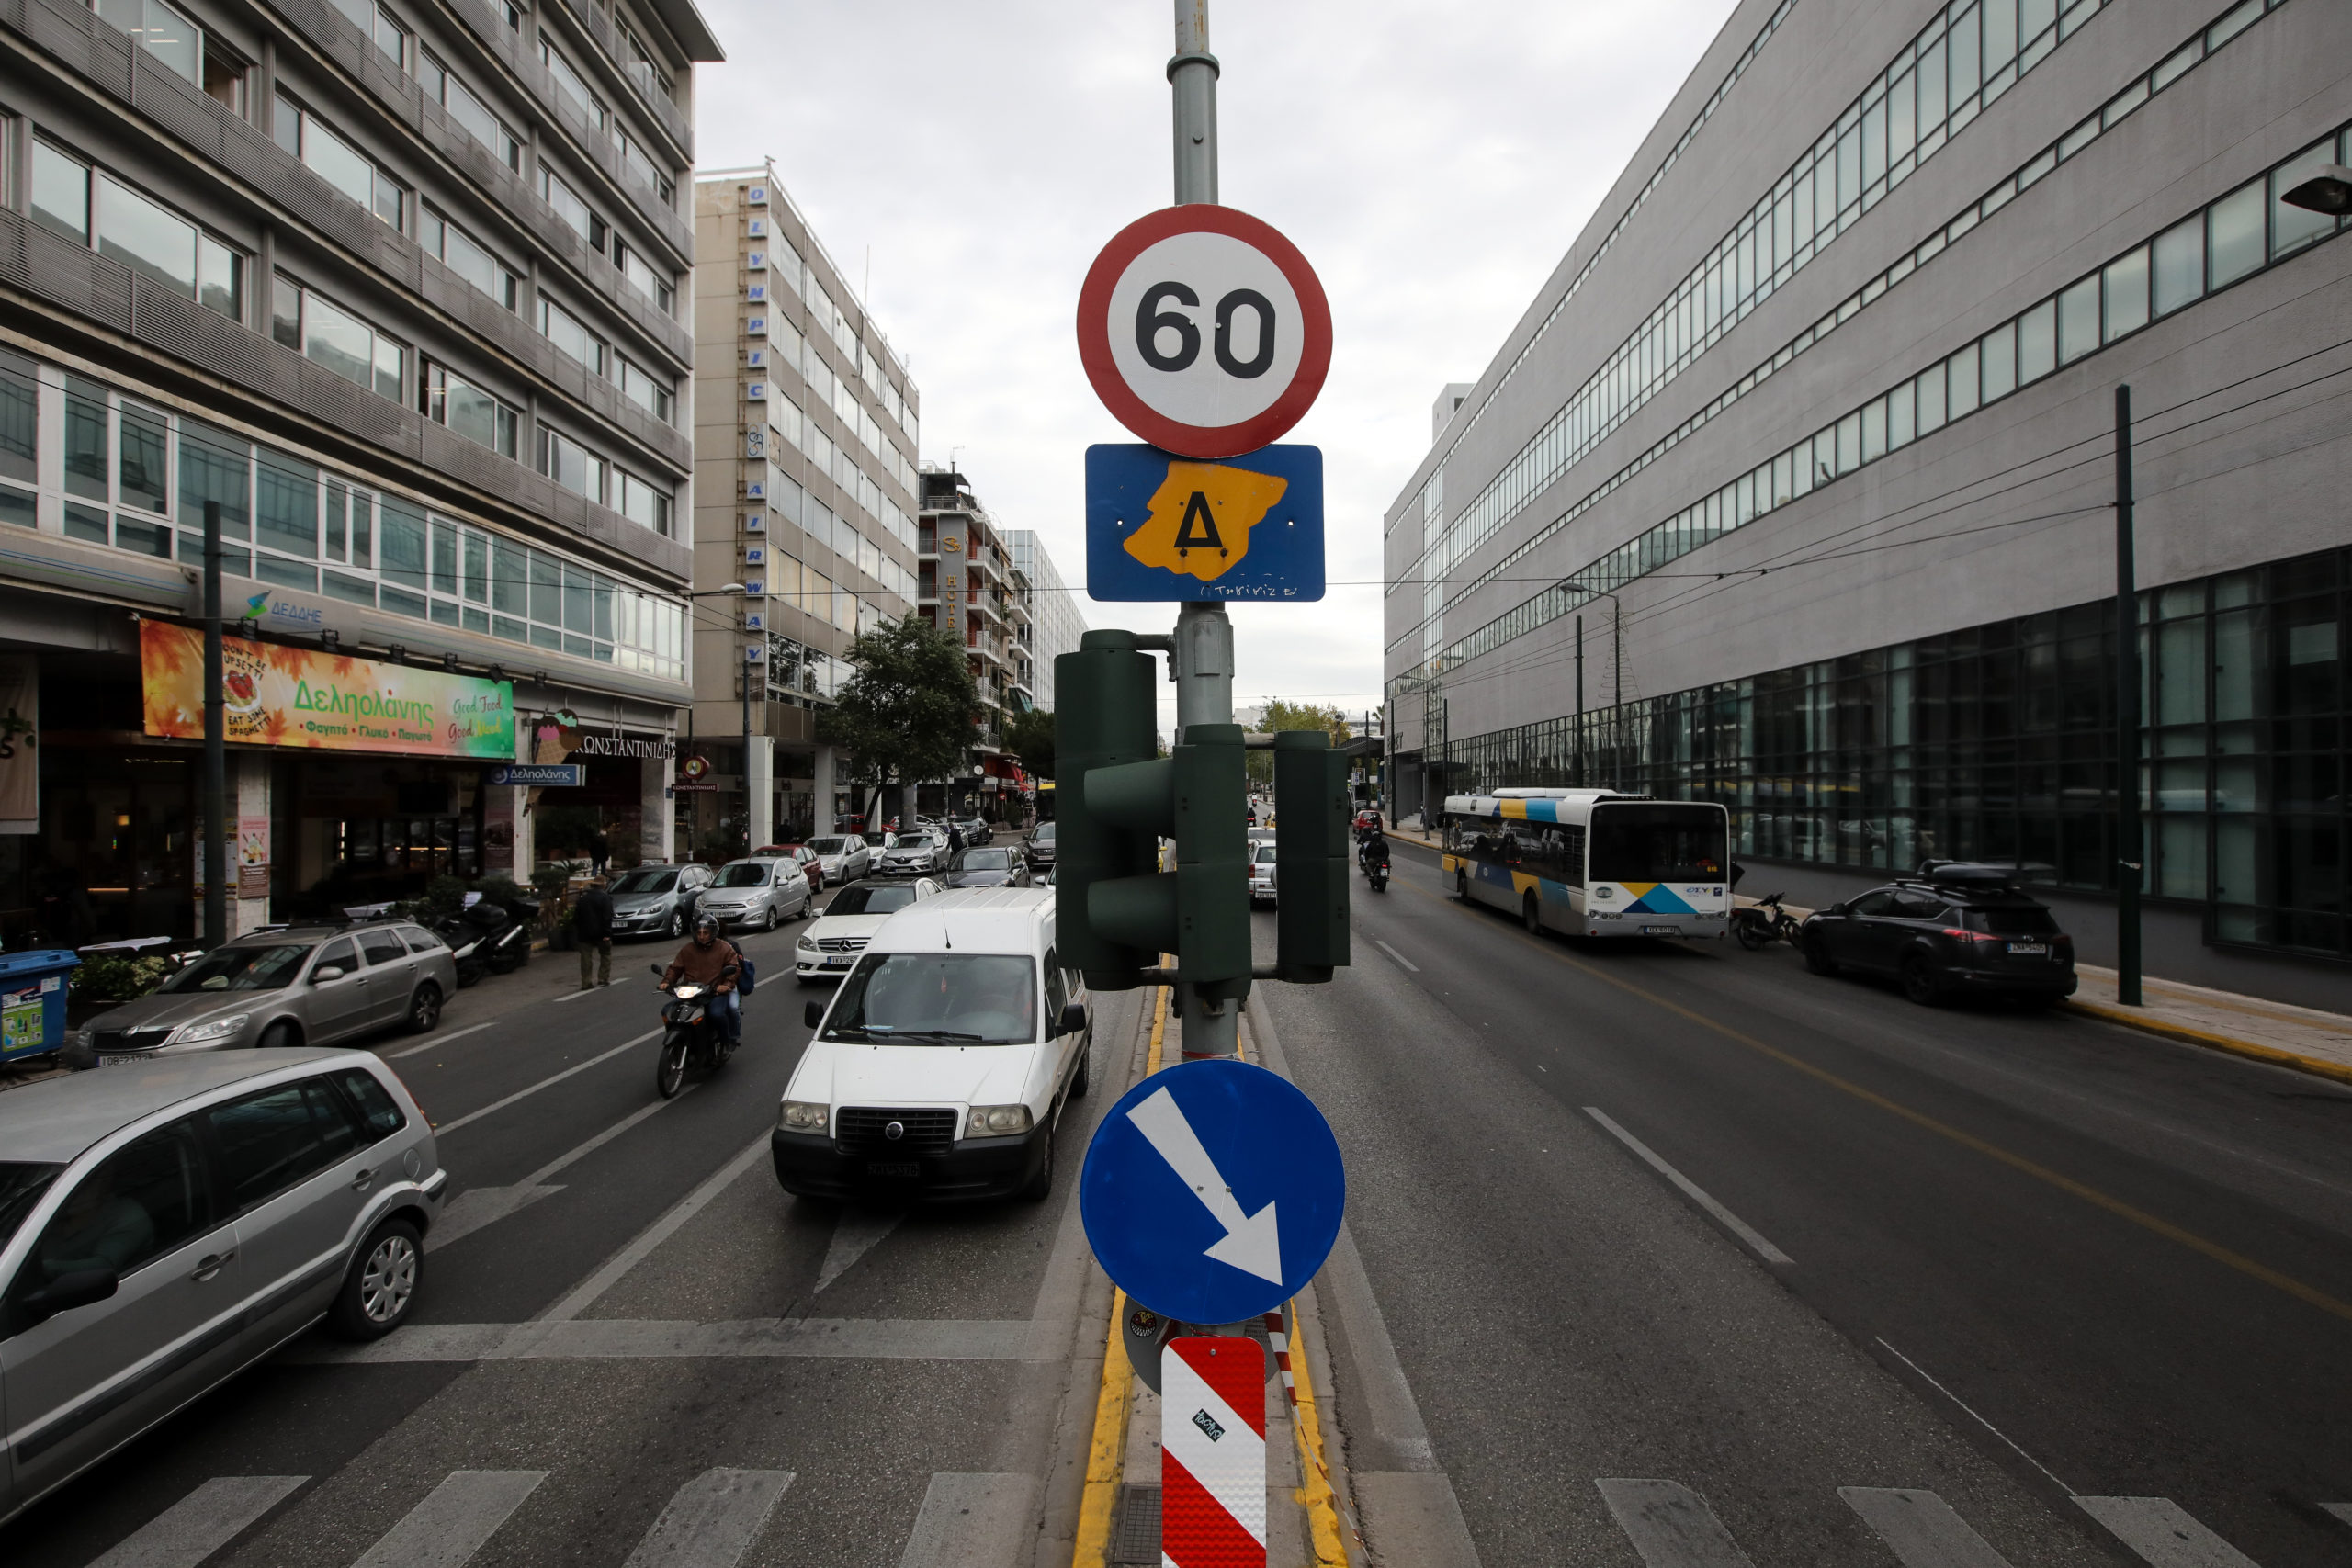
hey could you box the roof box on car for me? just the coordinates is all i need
[1914,860,2026,889]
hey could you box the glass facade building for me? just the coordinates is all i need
[1384,0,2352,994]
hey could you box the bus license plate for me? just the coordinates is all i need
[866,1161,918,1178]
[1643,924,1679,936]
[2007,942,2048,955]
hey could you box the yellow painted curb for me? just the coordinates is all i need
[1071,983,1170,1568]
[2063,998,2352,1088]
[1287,1301,1354,1567]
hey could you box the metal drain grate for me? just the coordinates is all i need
[1111,1483,1161,1563]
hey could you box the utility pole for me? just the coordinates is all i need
[202,499,226,948]
[1167,0,1236,1060]
[2115,385,2143,1006]
[1575,613,1585,786]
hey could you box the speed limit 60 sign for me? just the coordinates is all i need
[1078,206,1332,459]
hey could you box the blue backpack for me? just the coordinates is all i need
[733,946,757,996]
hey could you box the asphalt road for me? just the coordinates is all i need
[3,884,1135,1568]
[1273,837,2352,1568]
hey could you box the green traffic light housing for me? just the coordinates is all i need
[1272,729,1350,982]
[1055,631,1160,990]
[1087,722,1252,998]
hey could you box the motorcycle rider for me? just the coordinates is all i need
[662,913,742,1048]
[1357,820,1389,876]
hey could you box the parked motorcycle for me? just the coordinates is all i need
[1732,892,1803,950]
[431,890,540,986]
[650,963,736,1099]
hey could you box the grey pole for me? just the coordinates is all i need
[202,499,227,949]
[1575,613,1585,786]
[741,657,752,856]
[2115,385,2143,1006]
[1168,0,1236,1059]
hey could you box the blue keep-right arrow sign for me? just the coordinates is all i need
[1080,1058,1344,1324]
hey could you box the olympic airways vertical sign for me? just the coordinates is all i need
[1078,207,1332,602]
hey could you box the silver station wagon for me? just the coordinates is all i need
[0,1050,444,1523]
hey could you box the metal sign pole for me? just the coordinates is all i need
[203,499,227,949]
[1170,0,1238,1061]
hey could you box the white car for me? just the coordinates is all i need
[775,887,1091,1202]
[878,832,946,875]
[803,835,873,887]
[1249,840,1278,907]
[795,877,941,981]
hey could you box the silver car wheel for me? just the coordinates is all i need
[358,1231,419,1324]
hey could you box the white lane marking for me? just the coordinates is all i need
[290,1316,1038,1364]
[1840,1487,2016,1568]
[1873,1339,2074,1494]
[86,1475,308,1568]
[555,977,633,1003]
[2074,1498,2264,1568]
[2324,1503,2352,1530]
[351,1471,547,1568]
[1317,1227,1436,1470]
[427,1093,688,1252]
[429,1031,661,1135]
[1582,1107,1792,1266]
[387,1021,497,1059]
[1374,939,1419,973]
[1597,1478,1756,1568]
[896,1473,1041,1568]
[528,1134,770,1325]
[621,1469,793,1568]
[816,1206,904,1292]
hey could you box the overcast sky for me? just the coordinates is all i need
[694,0,1743,728]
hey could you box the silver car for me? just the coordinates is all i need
[62,923,458,1069]
[878,831,946,875]
[803,835,873,887]
[697,856,814,932]
[0,1049,444,1523]
[605,863,715,941]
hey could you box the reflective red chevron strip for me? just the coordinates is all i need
[1162,1337,1267,1568]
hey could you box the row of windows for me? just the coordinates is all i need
[746,328,916,500]
[756,395,913,557]
[1419,0,2134,589]
[1402,0,2284,658]
[1419,555,2352,961]
[745,216,918,450]
[1396,0,1802,525]
[0,355,686,679]
[1421,115,2352,687]
[25,144,244,322]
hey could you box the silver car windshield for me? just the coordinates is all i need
[160,943,311,993]
[822,953,1037,1044]
[714,863,771,887]
[808,838,852,854]
[608,868,678,895]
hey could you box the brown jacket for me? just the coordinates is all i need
[664,936,741,990]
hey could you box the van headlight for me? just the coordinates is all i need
[778,1100,831,1133]
[967,1104,1033,1136]
[170,1013,251,1045]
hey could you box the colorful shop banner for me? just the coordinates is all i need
[141,621,514,759]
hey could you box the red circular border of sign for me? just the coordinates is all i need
[1076,204,1333,460]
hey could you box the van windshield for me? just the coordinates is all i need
[822,953,1037,1044]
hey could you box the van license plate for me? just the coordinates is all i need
[866,1161,918,1178]
[1643,925,1679,936]
[2007,942,2048,955]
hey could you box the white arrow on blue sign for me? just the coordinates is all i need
[1080,1058,1344,1324]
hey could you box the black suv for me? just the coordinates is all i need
[1799,863,2077,1007]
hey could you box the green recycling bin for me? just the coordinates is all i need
[0,949,82,1063]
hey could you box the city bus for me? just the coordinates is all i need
[1439,788,1733,940]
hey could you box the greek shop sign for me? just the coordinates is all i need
[141,621,514,759]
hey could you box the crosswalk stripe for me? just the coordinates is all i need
[85,1476,309,1568]
[2074,1497,2263,1568]
[1596,1478,1756,1568]
[350,1471,548,1568]
[621,1470,793,1568]
[896,1473,1041,1568]
[1839,1487,2015,1568]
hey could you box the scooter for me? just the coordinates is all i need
[1732,892,1802,950]
[650,964,737,1099]
[1358,839,1390,894]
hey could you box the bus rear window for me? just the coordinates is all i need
[1589,806,1727,882]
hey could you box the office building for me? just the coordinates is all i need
[2,0,717,939]
[692,165,922,845]
[1383,0,2352,999]
[1006,526,1085,713]
[920,468,1032,823]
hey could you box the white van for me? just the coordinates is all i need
[773,887,1092,1202]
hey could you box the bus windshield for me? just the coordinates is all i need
[1589,805,1727,882]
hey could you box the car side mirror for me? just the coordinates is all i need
[1824,903,1846,917]
[19,1267,118,1325]
[311,965,345,983]
[804,999,825,1029]
[1057,1001,1088,1038]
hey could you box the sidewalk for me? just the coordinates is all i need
[1377,822,2352,1088]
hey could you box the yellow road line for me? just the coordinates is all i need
[2063,998,2352,1088]
[1072,980,1170,1568]
[1287,1301,1354,1566]
[1398,877,2352,1325]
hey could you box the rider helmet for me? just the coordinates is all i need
[694,912,719,938]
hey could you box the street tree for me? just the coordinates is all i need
[1246,699,1351,788]
[1001,706,1056,780]
[817,615,986,829]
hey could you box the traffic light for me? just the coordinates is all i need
[1272,729,1349,982]
[1087,722,1252,998]
[1056,631,1160,990]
